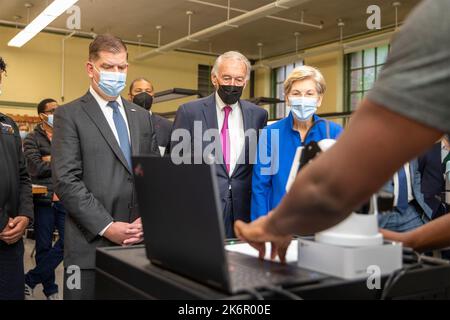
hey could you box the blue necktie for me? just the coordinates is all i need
[107,101,132,169]
[396,165,409,212]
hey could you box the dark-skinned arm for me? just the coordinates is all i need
[235,99,442,260]
[381,213,450,253]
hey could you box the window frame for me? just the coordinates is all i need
[271,60,304,119]
[344,44,390,112]
[197,64,214,98]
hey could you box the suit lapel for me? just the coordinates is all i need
[408,160,417,198]
[240,100,253,133]
[408,161,414,180]
[202,94,218,130]
[80,92,132,174]
[203,94,227,173]
[123,99,140,156]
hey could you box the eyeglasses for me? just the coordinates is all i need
[220,75,246,86]
[43,108,57,115]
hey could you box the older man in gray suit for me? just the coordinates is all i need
[52,34,159,300]
[171,51,268,239]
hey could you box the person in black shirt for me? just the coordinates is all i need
[23,98,65,300]
[0,56,34,300]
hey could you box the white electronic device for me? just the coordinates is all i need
[294,139,403,279]
[297,213,403,280]
[286,139,337,192]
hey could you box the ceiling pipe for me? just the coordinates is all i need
[61,31,76,102]
[294,31,300,54]
[256,29,396,69]
[0,18,96,39]
[188,0,322,29]
[133,0,312,61]
[298,10,322,29]
[393,2,401,31]
[156,25,162,47]
[0,19,220,57]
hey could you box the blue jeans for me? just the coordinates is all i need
[25,201,65,297]
[378,202,428,232]
[0,239,25,300]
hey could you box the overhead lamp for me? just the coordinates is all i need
[153,88,200,104]
[8,0,79,47]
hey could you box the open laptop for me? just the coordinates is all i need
[133,156,325,294]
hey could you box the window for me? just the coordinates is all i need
[345,44,389,111]
[272,60,303,119]
[198,64,214,97]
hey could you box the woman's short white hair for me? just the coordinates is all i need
[211,51,251,81]
[284,65,326,97]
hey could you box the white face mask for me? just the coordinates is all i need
[47,114,54,127]
[41,113,54,127]
[289,96,318,121]
[93,65,126,97]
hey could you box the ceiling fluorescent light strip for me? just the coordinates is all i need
[8,0,79,47]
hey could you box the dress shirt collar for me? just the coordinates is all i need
[89,86,124,109]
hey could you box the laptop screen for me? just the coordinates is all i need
[133,156,231,291]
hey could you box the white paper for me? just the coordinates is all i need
[225,240,298,263]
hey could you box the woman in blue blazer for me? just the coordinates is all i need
[251,66,343,220]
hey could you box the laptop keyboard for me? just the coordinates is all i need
[229,263,292,288]
[228,252,324,291]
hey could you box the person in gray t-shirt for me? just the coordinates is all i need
[234,0,450,261]
[367,0,450,133]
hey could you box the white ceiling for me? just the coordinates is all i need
[0,0,422,59]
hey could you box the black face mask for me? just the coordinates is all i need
[132,92,154,110]
[217,85,244,105]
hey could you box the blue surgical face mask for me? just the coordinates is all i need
[19,131,28,139]
[289,96,318,121]
[40,113,54,127]
[47,114,54,127]
[93,65,126,97]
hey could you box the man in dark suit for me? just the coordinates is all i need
[418,136,450,219]
[0,56,33,300]
[378,160,432,232]
[171,51,268,238]
[128,77,172,155]
[52,34,159,300]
